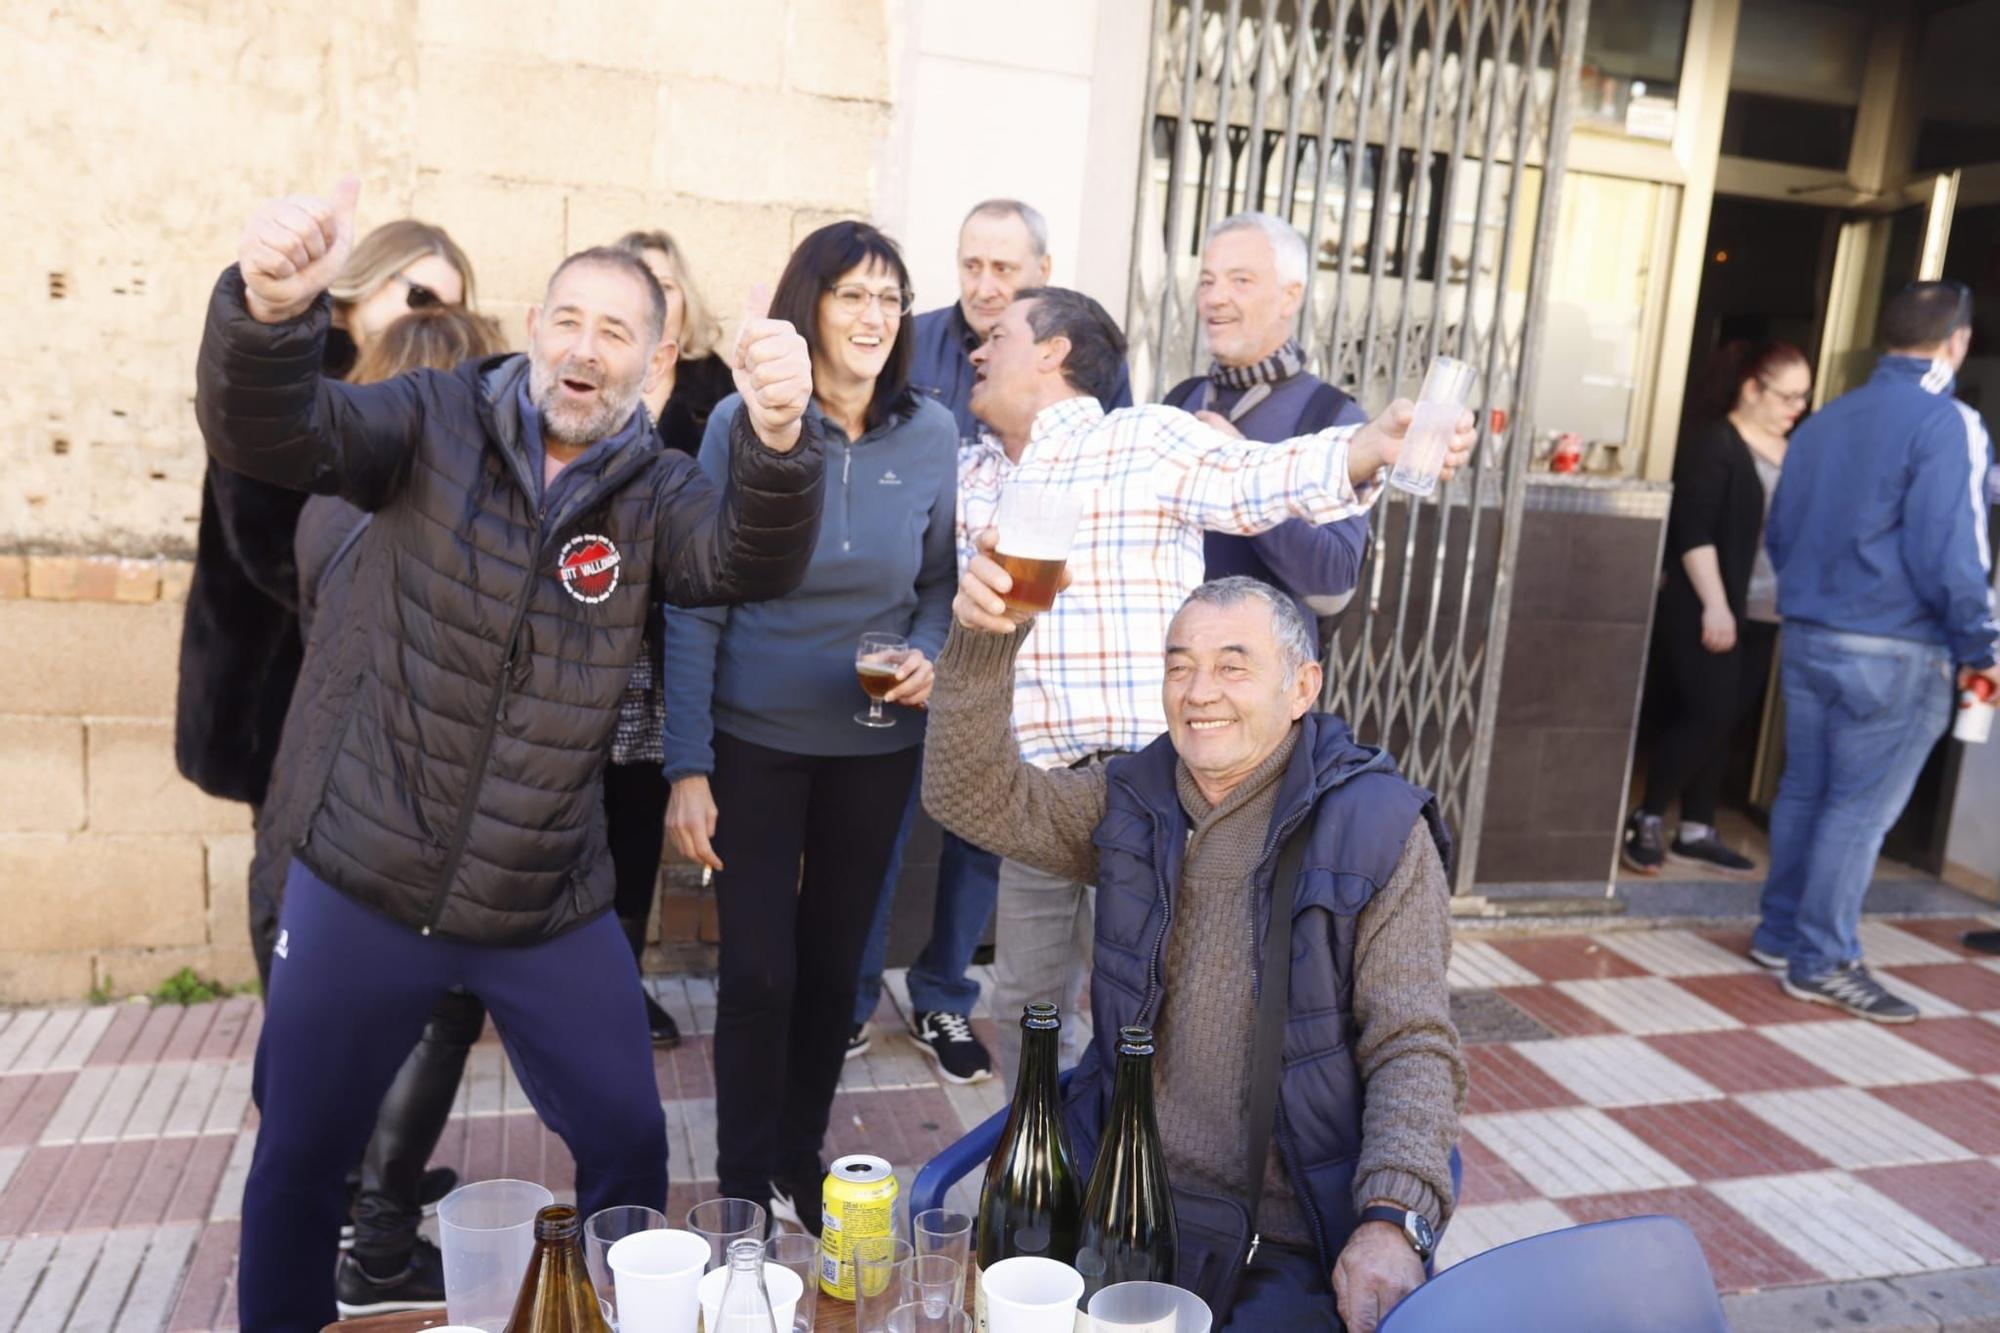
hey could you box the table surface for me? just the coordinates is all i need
[324,1291,923,1332]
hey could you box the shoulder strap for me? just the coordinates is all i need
[1244,820,1307,1229]
[1298,381,1355,434]
[1164,376,1206,411]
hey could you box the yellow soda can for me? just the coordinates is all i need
[818,1153,898,1300]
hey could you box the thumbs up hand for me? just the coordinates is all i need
[730,284,814,454]
[238,176,361,324]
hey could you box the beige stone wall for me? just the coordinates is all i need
[1,0,891,557]
[0,2,889,1001]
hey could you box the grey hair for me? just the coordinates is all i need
[1207,211,1310,288]
[964,198,1050,259]
[1177,576,1318,683]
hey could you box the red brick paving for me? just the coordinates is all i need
[74,1137,156,1230]
[1883,963,2000,1011]
[1856,1160,2000,1261]
[26,1140,112,1233]
[1643,1030,1842,1094]
[1869,1080,2000,1156]
[0,1143,69,1237]
[1455,1133,1541,1206]
[0,1070,75,1146]
[1464,1044,1583,1114]
[1673,972,1846,1027]
[1562,1187,1822,1292]
[121,1134,197,1228]
[166,1135,235,1224]
[1880,917,1994,959]
[166,1220,240,1333]
[86,1002,152,1065]
[1488,936,1649,983]
[1493,985,1623,1037]
[1892,1014,2000,1074]
[1604,1101,1829,1180]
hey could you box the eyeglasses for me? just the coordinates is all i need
[391,272,445,311]
[1756,379,1811,408]
[828,284,915,318]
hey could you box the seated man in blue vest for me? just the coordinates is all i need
[849,199,1136,1081]
[1164,211,1370,625]
[925,549,1464,1333]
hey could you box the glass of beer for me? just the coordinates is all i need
[856,631,909,729]
[994,483,1085,615]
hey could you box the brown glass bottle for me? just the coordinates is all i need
[502,1204,612,1333]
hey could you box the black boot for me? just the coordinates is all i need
[348,990,485,1270]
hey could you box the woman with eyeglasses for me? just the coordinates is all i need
[659,221,956,1229]
[1624,339,1813,877]
[323,220,478,377]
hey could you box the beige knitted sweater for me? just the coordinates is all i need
[922,622,1467,1231]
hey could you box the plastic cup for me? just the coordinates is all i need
[853,1235,916,1332]
[1087,1280,1213,1332]
[888,1302,973,1332]
[586,1205,666,1328]
[912,1209,972,1305]
[1954,679,1995,743]
[437,1178,556,1331]
[979,1256,1084,1333]
[607,1229,710,1333]
[687,1197,769,1273]
[697,1258,806,1332]
[906,1254,961,1316]
[1387,355,1477,497]
[994,483,1086,615]
[766,1231,822,1332]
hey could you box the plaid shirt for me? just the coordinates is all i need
[956,395,1379,768]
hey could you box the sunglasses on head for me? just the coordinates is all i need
[391,271,445,310]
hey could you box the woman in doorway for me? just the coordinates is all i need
[660,221,957,1230]
[1624,339,1812,876]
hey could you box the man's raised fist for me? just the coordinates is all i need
[238,176,361,324]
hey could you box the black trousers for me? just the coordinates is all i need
[707,730,922,1195]
[1642,583,1779,826]
[604,760,672,960]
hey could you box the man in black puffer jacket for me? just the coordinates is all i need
[200,179,825,1333]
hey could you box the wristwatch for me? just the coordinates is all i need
[1358,1204,1437,1263]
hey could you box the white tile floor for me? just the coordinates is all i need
[1463,1108,1695,1198]
[1758,1022,1970,1087]
[1590,930,1762,978]
[1734,1087,1977,1170]
[1708,1171,1980,1279]
[1553,977,1743,1035]
[1513,1035,1722,1108]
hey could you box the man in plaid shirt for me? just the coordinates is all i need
[958,287,1472,1075]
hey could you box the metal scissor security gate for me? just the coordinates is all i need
[1127,0,1588,890]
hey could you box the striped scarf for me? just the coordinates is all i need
[1202,338,1307,422]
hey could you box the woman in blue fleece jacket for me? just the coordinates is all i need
[660,221,957,1223]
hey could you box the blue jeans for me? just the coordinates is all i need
[853,778,1000,1024]
[243,862,666,1332]
[1753,624,1953,981]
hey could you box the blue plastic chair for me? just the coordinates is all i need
[1378,1215,1729,1333]
[910,1088,1462,1276]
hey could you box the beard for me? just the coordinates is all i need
[528,351,646,447]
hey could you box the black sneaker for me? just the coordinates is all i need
[339,1166,458,1248]
[909,1010,995,1085]
[1668,832,1758,877]
[771,1159,824,1237]
[334,1236,448,1315]
[1781,963,1919,1024]
[1748,945,1787,970]
[846,1021,872,1060]
[1962,930,2000,957]
[1621,812,1665,875]
[645,991,683,1048]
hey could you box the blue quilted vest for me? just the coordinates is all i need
[1061,712,1451,1271]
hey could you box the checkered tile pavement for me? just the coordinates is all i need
[3,921,2000,1329]
[1443,915,2000,1293]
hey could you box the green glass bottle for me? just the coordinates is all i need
[502,1204,612,1333]
[1075,1026,1178,1298]
[974,1002,1083,1328]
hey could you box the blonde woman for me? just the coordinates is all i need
[617,228,732,454]
[325,220,479,377]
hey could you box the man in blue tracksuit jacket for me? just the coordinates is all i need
[851,199,1133,1083]
[1754,281,1999,1021]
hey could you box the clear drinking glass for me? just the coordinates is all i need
[905,1255,960,1316]
[1386,355,1477,497]
[585,1204,667,1328]
[851,1234,916,1332]
[993,484,1085,615]
[687,1197,769,1273]
[855,631,909,729]
[765,1231,821,1331]
[437,1178,556,1331]
[887,1302,972,1333]
[912,1209,972,1305]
